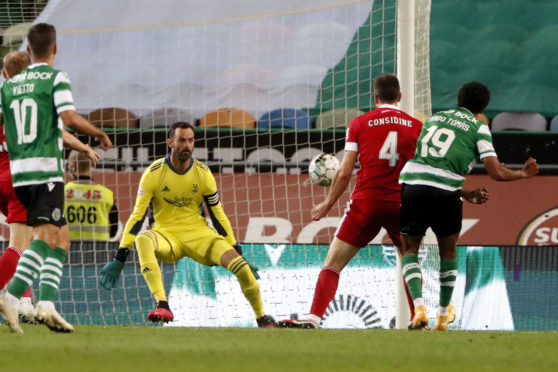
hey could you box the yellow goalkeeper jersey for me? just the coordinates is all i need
[120,155,237,249]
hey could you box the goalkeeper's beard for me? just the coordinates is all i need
[173,149,192,163]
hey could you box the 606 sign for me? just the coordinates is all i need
[66,205,97,224]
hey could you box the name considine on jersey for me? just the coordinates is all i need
[368,117,414,127]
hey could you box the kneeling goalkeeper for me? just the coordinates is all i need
[99,121,275,327]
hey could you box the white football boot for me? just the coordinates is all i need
[0,291,24,333]
[18,296,36,324]
[35,301,74,333]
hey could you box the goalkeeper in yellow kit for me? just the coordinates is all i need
[99,122,275,327]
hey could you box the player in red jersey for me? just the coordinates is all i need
[0,51,100,324]
[277,74,422,328]
[277,74,489,329]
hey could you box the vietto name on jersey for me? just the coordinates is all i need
[399,107,497,191]
[0,63,75,187]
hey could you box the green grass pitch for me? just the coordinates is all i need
[1,325,558,372]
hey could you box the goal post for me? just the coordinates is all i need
[395,0,433,330]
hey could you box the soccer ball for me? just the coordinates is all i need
[308,153,340,186]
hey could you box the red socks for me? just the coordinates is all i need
[308,267,416,321]
[22,287,32,298]
[310,266,340,318]
[0,247,22,290]
[403,277,415,320]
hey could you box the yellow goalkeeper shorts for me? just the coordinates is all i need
[144,226,234,266]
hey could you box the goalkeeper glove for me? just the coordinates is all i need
[99,248,129,290]
[233,244,260,280]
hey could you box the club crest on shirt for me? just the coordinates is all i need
[192,183,199,193]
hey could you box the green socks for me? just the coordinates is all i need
[8,240,51,299]
[439,258,458,308]
[39,247,67,302]
[402,254,423,305]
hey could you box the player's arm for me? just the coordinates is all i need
[476,124,538,181]
[60,110,112,150]
[482,156,538,181]
[120,173,154,250]
[62,130,100,167]
[203,171,237,246]
[202,168,262,277]
[312,116,359,221]
[205,197,237,246]
[311,151,357,221]
[52,71,112,150]
[100,169,154,290]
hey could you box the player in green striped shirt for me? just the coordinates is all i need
[0,23,112,334]
[399,82,539,330]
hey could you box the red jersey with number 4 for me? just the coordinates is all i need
[0,125,11,180]
[345,104,422,202]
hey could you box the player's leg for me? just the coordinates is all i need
[278,238,360,329]
[134,230,174,322]
[0,218,33,332]
[381,199,417,321]
[8,223,36,323]
[0,180,31,291]
[431,189,462,331]
[34,223,73,332]
[0,223,31,289]
[400,184,432,330]
[279,199,372,329]
[312,237,359,321]
[1,183,66,333]
[210,241,275,328]
[400,235,427,329]
[0,223,58,334]
[433,234,459,330]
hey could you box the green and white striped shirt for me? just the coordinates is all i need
[0,63,75,187]
[399,107,497,191]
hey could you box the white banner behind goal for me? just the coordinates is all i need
[32,0,373,117]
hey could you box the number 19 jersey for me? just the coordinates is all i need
[346,104,423,201]
[399,107,497,191]
[0,63,76,187]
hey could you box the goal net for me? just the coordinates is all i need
[0,0,434,328]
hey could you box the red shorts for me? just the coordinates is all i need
[0,177,27,224]
[335,198,401,248]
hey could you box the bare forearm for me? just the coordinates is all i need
[60,110,112,150]
[62,130,88,152]
[324,170,351,207]
[484,156,538,182]
[490,167,527,181]
[61,111,105,138]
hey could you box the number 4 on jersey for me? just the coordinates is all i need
[379,131,400,166]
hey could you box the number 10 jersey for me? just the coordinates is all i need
[0,63,75,187]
